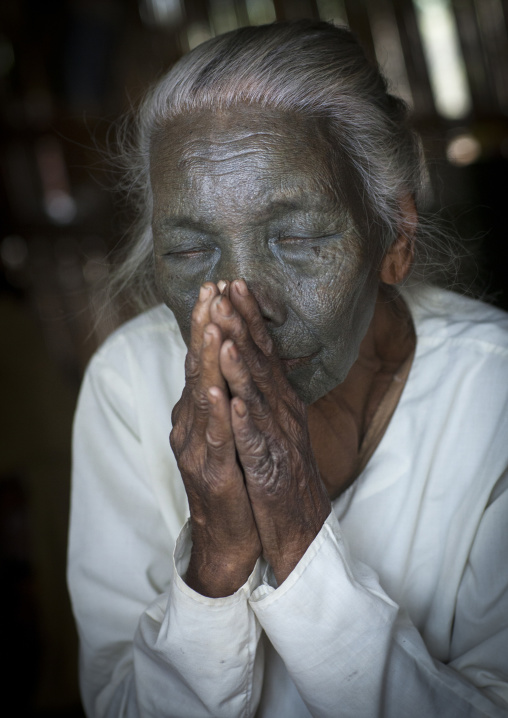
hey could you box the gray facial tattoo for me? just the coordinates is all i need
[150,105,381,404]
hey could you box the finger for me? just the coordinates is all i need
[190,322,227,434]
[231,397,275,490]
[170,399,185,451]
[217,279,230,296]
[220,340,274,429]
[200,322,226,388]
[186,282,220,379]
[211,294,276,397]
[205,386,239,479]
[230,279,275,358]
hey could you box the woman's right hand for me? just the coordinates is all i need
[170,282,261,597]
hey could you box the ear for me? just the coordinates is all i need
[379,194,417,285]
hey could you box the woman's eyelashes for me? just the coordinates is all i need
[162,241,218,260]
[274,231,343,244]
[165,247,211,258]
[272,232,344,261]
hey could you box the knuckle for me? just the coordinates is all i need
[239,428,266,458]
[171,398,183,426]
[192,386,210,416]
[169,426,178,450]
[185,352,200,381]
[248,311,266,337]
[177,441,205,479]
[253,357,273,388]
[240,377,261,407]
[259,454,286,496]
[205,428,229,451]
[227,313,248,341]
[256,332,274,358]
[170,412,182,441]
[248,397,274,431]
[241,347,275,394]
[247,453,279,494]
[250,401,271,426]
[190,297,205,324]
[169,423,188,454]
[171,388,194,426]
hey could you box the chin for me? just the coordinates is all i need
[287,363,348,405]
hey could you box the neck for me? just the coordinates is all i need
[344,287,415,412]
[307,287,416,499]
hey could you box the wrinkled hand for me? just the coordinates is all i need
[171,279,331,596]
[214,279,331,585]
[170,282,261,598]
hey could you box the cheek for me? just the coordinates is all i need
[323,265,378,352]
[303,251,374,336]
[302,255,378,385]
[154,256,200,346]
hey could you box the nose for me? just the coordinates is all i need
[213,249,287,329]
[244,278,287,328]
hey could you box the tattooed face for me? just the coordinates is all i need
[150,106,381,403]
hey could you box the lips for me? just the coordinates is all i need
[279,350,319,371]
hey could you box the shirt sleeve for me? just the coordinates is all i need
[68,350,264,718]
[249,500,508,718]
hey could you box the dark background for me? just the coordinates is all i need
[1,1,507,715]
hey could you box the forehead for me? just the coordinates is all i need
[149,106,343,210]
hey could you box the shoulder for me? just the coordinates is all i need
[398,287,508,498]
[95,304,185,364]
[78,305,187,429]
[405,287,508,417]
[87,304,186,383]
[408,287,508,354]
[406,287,508,405]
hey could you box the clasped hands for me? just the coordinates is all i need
[170,279,331,598]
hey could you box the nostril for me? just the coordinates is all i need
[262,311,280,327]
[248,288,286,328]
[222,274,287,327]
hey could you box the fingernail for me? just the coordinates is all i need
[208,387,219,403]
[217,296,233,317]
[234,279,248,296]
[223,339,238,361]
[217,279,227,294]
[203,329,212,346]
[199,284,211,302]
[233,399,247,417]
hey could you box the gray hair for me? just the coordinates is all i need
[110,19,468,312]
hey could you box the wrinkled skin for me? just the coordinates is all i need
[151,107,413,596]
[169,279,331,595]
[151,108,381,404]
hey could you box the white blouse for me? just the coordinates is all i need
[68,287,508,717]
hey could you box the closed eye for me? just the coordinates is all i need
[275,232,342,244]
[164,246,216,259]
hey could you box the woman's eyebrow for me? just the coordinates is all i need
[155,216,210,233]
[155,198,315,229]
[264,197,306,213]
[261,191,340,219]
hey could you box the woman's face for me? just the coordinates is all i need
[150,106,382,403]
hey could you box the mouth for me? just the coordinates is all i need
[279,351,319,372]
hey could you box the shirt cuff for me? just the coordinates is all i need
[135,520,266,718]
[246,510,398,717]
[250,509,344,602]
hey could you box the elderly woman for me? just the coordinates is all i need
[68,20,508,718]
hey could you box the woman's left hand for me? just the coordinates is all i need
[209,279,331,585]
